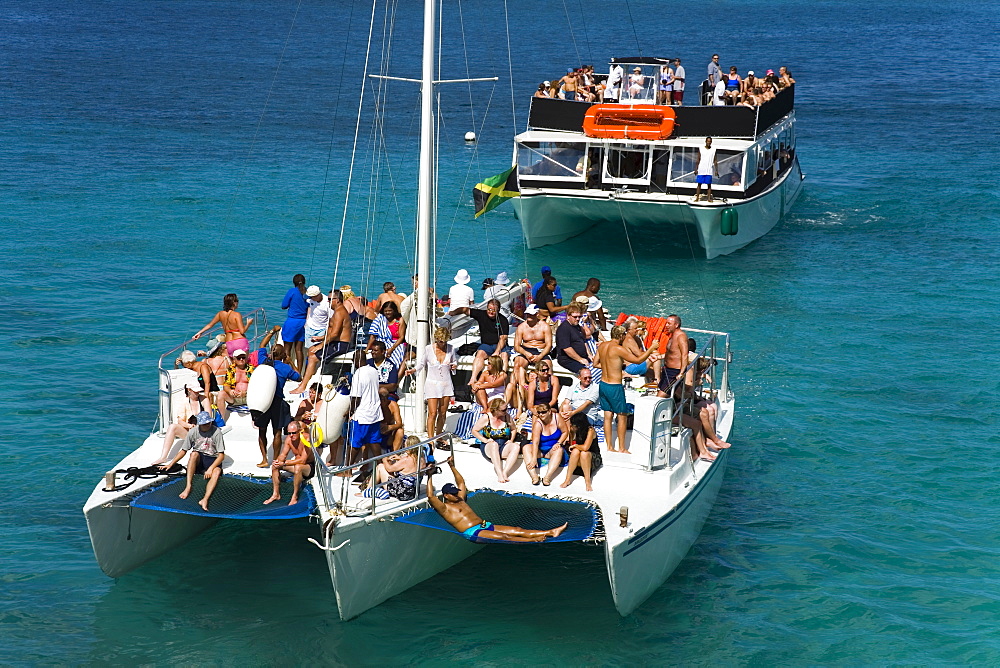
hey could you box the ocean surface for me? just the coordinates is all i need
[2,0,999,664]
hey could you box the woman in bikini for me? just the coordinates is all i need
[472,398,521,484]
[193,293,254,357]
[526,360,560,411]
[469,355,508,410]
[367,300,407,368]
[560,412,602,491]
[526,403,567,486]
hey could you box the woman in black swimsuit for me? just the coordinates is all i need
[560,412,601,491]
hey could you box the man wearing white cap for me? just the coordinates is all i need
[304,286,331,342]
[449,269,475,311]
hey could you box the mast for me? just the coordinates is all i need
[413,0,436,433]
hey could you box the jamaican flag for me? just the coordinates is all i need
[473,165,519,218]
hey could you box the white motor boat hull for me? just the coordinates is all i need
[514,158,803,258]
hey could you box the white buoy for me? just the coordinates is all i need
[464,131,476,142]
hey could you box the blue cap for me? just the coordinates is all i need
[196,411,213,425]
[441,483,460,497]
[541,266,551,275]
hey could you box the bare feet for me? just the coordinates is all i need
[559,479,572,488]
[712,440,731,449]
[256,460,269,468]
[263,493,280,505]
[585,483,593,492]
[620,449,631,454]
[288,496,299,506]
[178,487,191,500]
[549,522,568,538]
[699,451,717,462]
[198,499,209,511]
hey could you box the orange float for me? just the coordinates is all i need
[582,104,676,141]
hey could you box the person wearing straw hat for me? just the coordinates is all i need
[448,269,475,311]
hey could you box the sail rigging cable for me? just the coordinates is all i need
[330,0,380,290]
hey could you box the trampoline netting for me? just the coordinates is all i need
[394,491,598,543]
[130,475,315,519]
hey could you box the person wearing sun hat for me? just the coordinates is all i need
[448,269,475,311]
[157,410,227,512]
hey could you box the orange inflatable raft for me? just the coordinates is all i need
[582,104,676,141]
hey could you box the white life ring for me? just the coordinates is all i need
[246,364,277,412]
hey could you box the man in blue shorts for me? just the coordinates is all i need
[427,457,566,543]
[695,136,718,202]
[346,348,383,467]
[280,273,309,373]
[596,325,659,453]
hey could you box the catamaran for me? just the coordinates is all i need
[84,4,739,621]
[512,57,805,257]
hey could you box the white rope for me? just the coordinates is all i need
[331,0,380,291]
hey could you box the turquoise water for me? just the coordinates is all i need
[3,0,999,663]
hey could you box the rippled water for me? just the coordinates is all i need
[2,0,999,663]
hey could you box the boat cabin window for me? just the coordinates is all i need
[517,142,587,181]
[603,144,652,185]
[669,147,744,189]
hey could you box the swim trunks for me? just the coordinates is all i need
[658,367,681,393]
[462,520,496,541]
[348,420,382,449]
[598,381,628,414]
[318,340,350,362]
[696,174,712,184]
[192,452,218,474]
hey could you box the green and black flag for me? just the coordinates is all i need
[473,165,519,218]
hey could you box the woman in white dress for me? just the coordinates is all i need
[405,326,456,440]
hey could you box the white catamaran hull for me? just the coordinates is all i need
[514,158,803,258]
[85,495,217,578]
[321,509,482,620]
[604,447,730,615]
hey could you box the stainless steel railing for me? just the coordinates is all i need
[155,307,270,433]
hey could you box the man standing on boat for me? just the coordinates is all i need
[427,457,566,543]
[346,348,383,467]
[694,137,718,202]
[605,62,624,103]
[290,290,352,394]
[596,326,659,453]
[671,58,686,105]
[706,54,722,104]
[657,315,689,396]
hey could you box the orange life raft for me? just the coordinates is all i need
[582,104,676,141]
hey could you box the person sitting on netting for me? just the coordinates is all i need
[263,420,315,507]
[560,412,602,491]
[158,411,226,512]
[427,457,566,543]
[469,354,509,410]
[472,397,521,484]
[359,445,420,501]
[152,383,205,465]
[526,403,568,487]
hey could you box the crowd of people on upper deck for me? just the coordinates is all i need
[159,267,728,508]
[533,54,796,108]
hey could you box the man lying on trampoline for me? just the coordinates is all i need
[427,457,566,543]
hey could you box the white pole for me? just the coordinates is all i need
[413,0,436,433]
